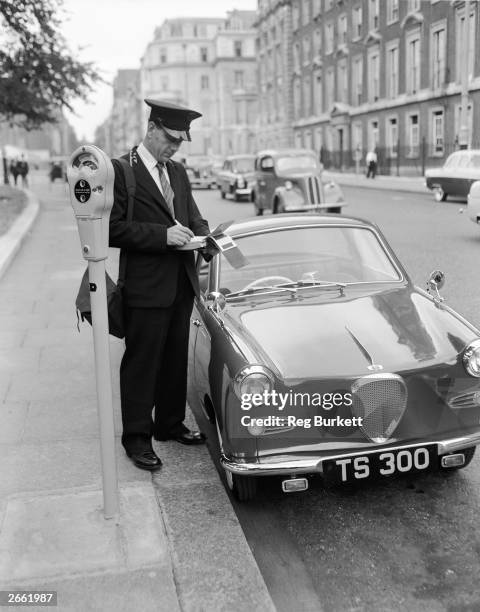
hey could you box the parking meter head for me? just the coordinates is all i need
[67,145,115,261]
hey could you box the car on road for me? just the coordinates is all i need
[467,180,480,225]
[251,149,345,215]
[184,155,216,189]
[188,214,480,501]
[216,154,256,201]
[425,150,480,202]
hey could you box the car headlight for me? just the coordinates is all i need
[233,365,274,399]
[236,177,246,188]
[463,339,480,377]
[284,180,293,190]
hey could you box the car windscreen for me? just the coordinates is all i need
[233,158,255,173]
[275,156,319,173]
[218,226,402,294]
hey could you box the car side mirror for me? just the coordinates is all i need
[427,270,445,305]
[206,291,226,313]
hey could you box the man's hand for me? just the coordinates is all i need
[167,223,194,246]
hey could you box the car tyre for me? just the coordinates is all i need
[225,470,258,502]
[440,446,476,471]
[220,189,226,199]
[433,187,447,202]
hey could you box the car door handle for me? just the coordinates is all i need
[192,319,202,327]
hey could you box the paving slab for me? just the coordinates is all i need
[0,484,179,612]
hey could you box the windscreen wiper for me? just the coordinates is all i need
[226,285,298,298]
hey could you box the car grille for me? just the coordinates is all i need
[351,374,408,443]
[306,176,322,205]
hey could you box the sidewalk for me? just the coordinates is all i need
[323,170,427,194]
[0,175,275,612]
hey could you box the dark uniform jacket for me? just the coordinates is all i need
[109,148,210,307]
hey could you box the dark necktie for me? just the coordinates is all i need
[156,162,175,216]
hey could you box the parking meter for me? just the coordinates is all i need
[67,145,115,261]
[67,144,119,520]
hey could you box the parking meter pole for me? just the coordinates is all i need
[88,259,119,519]
[67,144,118,521]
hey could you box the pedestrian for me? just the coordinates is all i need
[365,149,378,179]
[16,155,29,188]
[109,99,211,472]
[9,159,19,186]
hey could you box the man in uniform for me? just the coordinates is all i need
[109,99,210,471]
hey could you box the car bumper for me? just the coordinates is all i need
[234,188,252,196]
[220,430,480,476]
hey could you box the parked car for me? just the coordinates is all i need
[184,155,216,189]
[188,214,480,501]
[425,149,480,202]
[216,154,256,201]
[467,180,480,224]
[251,148,345,215]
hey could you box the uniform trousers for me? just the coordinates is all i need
[120,265,194,450]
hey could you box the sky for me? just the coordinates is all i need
[60,0,258,141]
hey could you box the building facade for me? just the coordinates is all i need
[256,0,295,149]
[109,69,142,157]
[213,10,258,155]
[289,0,479,174]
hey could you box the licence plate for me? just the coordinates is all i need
[323,445,437,484]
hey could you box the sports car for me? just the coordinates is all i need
[187,214,480,501]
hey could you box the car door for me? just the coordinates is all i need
[190,257,212,409]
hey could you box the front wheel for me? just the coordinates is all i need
[225,470,258,501]
[220,189,226,199]
[433,186,447,202]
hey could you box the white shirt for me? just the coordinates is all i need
[136,142,171,198]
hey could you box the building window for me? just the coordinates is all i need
[293,42,300,72]
[170,23,183,37]
[337,59,348,103]
[369,0,379,30]
[353,6,362,39]
[313,0,321,17]
[326,67,335,110]
[201,75,209,90]
[313,70,323,115]
[386,42,399,98]
[294,79,301,119]
[407,114,419,157]
[161,76,169,90]
[407,0,421,12]
[160,48,167,63]
[303,36,311,65]
[325,0,334,10]
[387,117,398,157]
[352,55,363,106]
[431,23,446,90]
[455,5,476,84]
[369,120,379,150]
[454,102,473,147]
[234,70,244,88]
[431,109,444,155]
[406,29,421,94]
[325,22,334,55]
[368,48,380,102]
[292,4,300,30]
[234,40,243,57]
[353,123,363,153]
[387,0,399,24]
[302,1,310,26]
[338,14,347,45]
[303,76,311,117]
[200,47,208,62]
[314,29,322,56]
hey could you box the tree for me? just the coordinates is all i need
[0,0,100,129]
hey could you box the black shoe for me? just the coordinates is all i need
[126,448,162,471]
[154,428,206,445]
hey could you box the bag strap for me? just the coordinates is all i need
[115,155,136,286]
